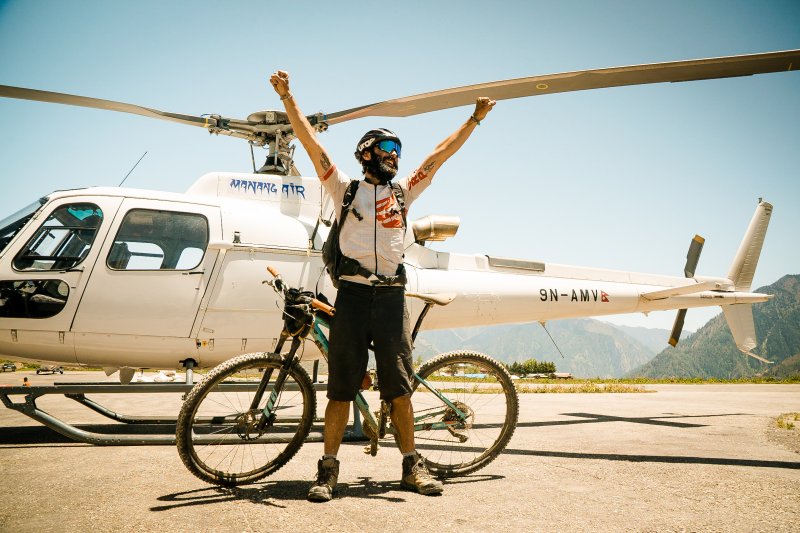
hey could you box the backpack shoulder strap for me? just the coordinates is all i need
[339,180,360,223]
[389,182,407,228]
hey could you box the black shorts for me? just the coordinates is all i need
[326,281,414,402]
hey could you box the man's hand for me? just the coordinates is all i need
[473,97,496,121]
[270,70,291,98]
[268,69,331,177]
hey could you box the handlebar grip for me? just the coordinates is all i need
[311,299,335,316]
[267,266,280,278]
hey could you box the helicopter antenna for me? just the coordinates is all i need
[119,151,148,186]
[539,321,566,359]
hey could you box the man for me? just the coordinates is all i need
[269,70,494,502]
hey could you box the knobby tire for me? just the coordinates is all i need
[412,350,518,477]
[176,352,315,486]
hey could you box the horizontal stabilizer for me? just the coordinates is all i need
[641,280,720,301]
[722,304,772,363]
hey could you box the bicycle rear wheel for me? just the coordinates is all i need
[176,352,315,486]
[411,351,518,477]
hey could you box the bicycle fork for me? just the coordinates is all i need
[252,334,302,433]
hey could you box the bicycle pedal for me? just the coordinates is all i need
[363,442,379,456]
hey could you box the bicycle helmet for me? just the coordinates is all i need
[354,128,402,162]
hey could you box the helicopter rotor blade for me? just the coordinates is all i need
[668,308,688,347]
[324,49,800,125]
[0,84,219,129]
[684,235,705,278]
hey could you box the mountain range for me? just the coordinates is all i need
[416,318,668,378]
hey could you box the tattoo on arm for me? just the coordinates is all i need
[423,161,436,173]
[320,152,331,171]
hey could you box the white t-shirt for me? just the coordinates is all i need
[320,164,433,283]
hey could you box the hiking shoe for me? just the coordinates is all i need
[307,457,339,502]
[401,453,443,495]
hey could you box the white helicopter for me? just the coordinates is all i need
[1,50,796,382]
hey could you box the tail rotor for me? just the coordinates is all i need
[668,235,705,347]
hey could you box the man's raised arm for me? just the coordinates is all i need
[416,97,496,181]
[269,70,334,178]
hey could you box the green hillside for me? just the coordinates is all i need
[628,274,800,379]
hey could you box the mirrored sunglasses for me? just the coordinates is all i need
[375,139,401,157]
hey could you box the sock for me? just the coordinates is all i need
[322,454,337,461]
[402,450,417,459]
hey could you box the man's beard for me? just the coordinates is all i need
[365,153,397,184]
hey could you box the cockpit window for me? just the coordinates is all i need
[13,203,103,271]
[0,197,48,255]
[107,209,208,271]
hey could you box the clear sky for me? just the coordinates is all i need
[1,0,798,331]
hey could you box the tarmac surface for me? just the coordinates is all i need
[1,371,798,532]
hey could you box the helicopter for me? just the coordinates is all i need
[0,49,796,382]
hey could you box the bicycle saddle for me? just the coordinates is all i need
[405,292,457,306]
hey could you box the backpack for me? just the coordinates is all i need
[322,180,406,288]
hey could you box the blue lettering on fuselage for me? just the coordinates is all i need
[229,179,305,199]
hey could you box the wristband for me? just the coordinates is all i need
[280,92,293,101]
[470,115,481,126]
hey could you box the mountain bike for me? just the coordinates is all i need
[176,267,518,486]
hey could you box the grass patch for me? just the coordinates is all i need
[776,412,799,431]
[516,383,651,394]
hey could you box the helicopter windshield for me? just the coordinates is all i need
[0,197,48,255]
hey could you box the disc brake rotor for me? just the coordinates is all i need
[235,410,264,440]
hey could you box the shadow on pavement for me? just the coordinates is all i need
[152,473,502,510]
[516,411,752,429]
[503,448,800,470]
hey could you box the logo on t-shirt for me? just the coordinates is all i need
[376,194,403,228]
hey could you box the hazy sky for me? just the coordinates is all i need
[1,0,798,331]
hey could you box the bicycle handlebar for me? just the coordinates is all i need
[266,266,335,316]
[311,299,335,316]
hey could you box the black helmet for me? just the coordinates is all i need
[354,128,401,162]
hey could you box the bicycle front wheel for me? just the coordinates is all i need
[176,352,316,486]
[411,351,518,477]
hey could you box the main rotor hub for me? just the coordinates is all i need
[206,110,328,175]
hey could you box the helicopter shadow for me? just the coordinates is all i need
[515,411,753,430]
[507,411,800,470]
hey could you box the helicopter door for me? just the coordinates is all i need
[71,199,221,338]
[0,197,122,362]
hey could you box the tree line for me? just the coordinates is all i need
[506,358,556,376]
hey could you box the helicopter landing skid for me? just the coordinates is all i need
[0,381,329,446]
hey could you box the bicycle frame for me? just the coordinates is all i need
[313,308,470,439]
[176,272,518,485]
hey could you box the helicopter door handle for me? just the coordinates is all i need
[184,271,205,275]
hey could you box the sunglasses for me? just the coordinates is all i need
[375,139,401,157]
